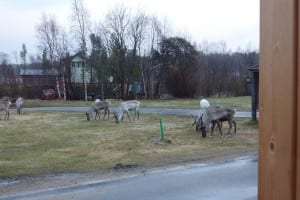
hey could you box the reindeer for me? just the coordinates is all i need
[0,100,11,120]
[86,99,111,121]
[193,106,236,137]
[16,97,24,115]
[113,100,140,123]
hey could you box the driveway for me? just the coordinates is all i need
[23,107,254,118]
[0,156,257,200]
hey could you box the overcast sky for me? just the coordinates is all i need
[0,0,259,62]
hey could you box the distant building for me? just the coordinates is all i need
[71,54,91,84]
[19,67,58,87]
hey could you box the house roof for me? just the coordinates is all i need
[20,68,58,76]
[248,64,259,73]
[71,55,84,63]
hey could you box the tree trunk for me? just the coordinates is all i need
[83,59,87,101]
[56,77,61,99]
[141,61,147,99]
[101,79,104,100]
[62,76,66,100]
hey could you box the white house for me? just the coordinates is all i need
[71,55,91,84]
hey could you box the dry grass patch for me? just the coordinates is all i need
[0,110,257,179]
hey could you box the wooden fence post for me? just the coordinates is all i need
[259,0,299,199]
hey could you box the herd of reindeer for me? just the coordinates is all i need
[0,96,236,138]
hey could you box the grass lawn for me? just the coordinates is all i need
[23,96,251,111]
[0,110,258,179]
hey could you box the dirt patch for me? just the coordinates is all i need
[112,163,140,170]
[148,136,172,144]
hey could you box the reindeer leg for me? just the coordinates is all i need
[135,110,138,121]
[209,122,216,137]
[94,110,99,120]
[201,127,207,138]
[126,111,132,122]
[6,110,9,120]
[216,120,223,137]
[133,108,138,121]
[227,120,232,136]
[232,120,237,134]
[132,109,136,121]
[134,108,139,121]
[102,109,107,119]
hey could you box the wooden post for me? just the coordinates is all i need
[251,71,259,121]
[248,65,259,121]
[259,0,299,199]
[297,1,300,198]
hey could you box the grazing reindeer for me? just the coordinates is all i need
[193,106,236,137]
[86,99,111,121]
[113,100,140,123]
[0,100,11,120]
[16,97,24,115]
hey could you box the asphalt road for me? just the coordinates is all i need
[1,156,257,200]
[23,106,254,118]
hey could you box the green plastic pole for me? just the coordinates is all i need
[160,118,165,140]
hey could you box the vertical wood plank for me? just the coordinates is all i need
[259,0,297,199]
[297,0,300,198]
[259,0,274,198]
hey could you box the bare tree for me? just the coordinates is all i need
[20,43,27,72]
[71,0,91,101]
[102,4,130,99]
[147,16,162,98]
[127,10,148,97]
[36,14,59,67]
[36,14,70,100]
[89,33,108,99]
[196,40,259,97]
[36,14,60,98]
[0,52,9,65]
[0,57,17,97]
[56,30,70,100]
